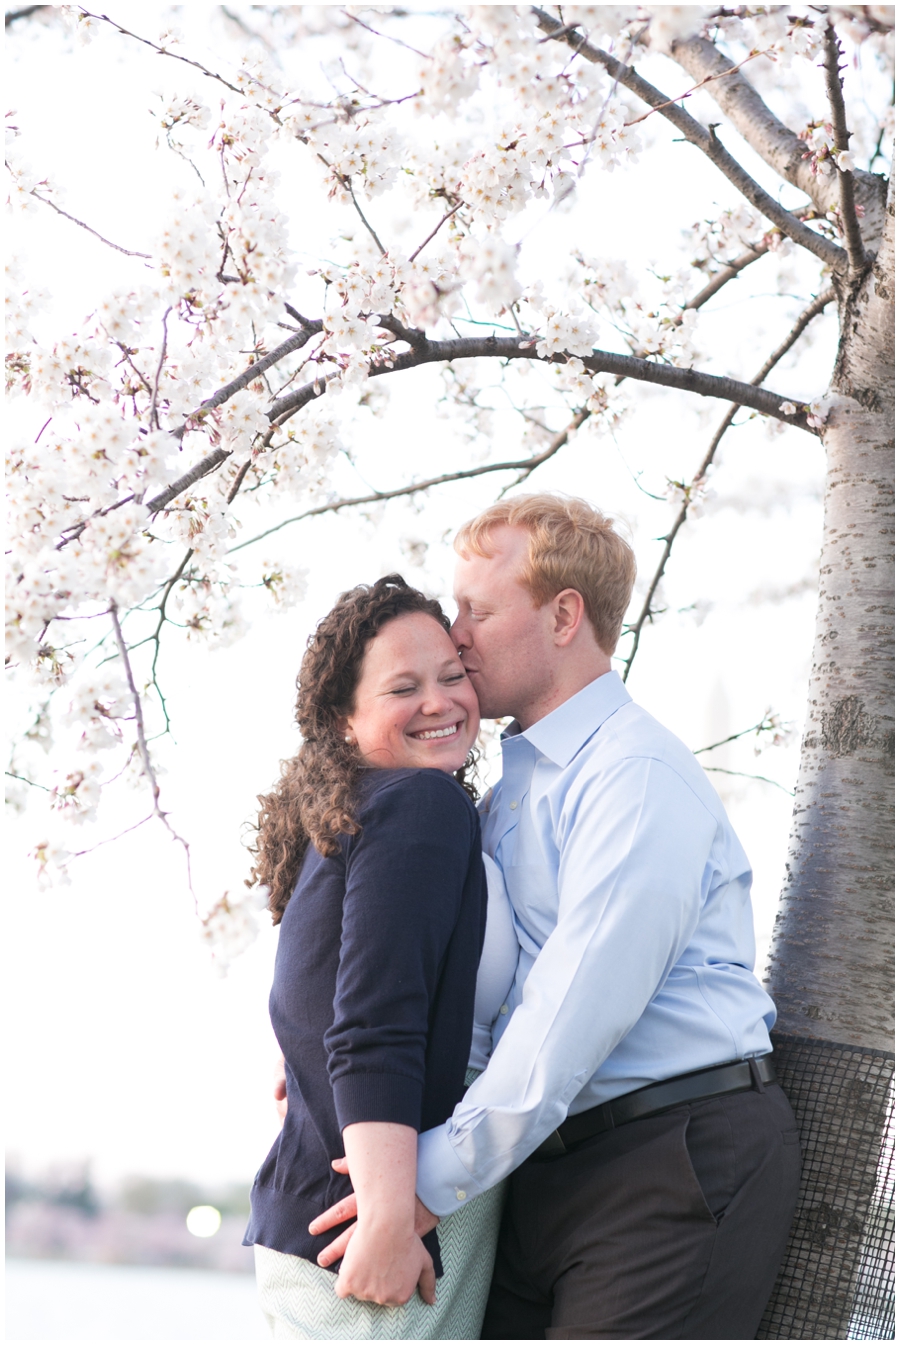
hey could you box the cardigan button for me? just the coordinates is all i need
[510,800,518,810]
[499,1004,509,1015]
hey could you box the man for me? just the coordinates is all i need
[311,493,800,1338]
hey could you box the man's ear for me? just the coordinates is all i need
[552,589,585,646]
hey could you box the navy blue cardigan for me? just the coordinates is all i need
[243,768,487,1272]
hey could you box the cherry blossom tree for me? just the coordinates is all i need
[6,7,893,1003]
[5,6,895,1334]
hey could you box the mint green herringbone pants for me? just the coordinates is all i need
[255,1075,507,1340]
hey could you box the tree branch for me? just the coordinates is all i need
[144,325,815,521]
[684,244,767,311]
[531,7,845,269]
[823,24,869,274]
[229,408,591,553]
[268,334,817,431]
[170,320,324,441]
[6,5,48,26]
[622,287,835,680]
[683,206,823,312]
[145,448,231,514]
[668,32,887,249]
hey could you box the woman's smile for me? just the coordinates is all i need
[409,721,463,741]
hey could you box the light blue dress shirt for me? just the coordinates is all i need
[417,671,776,1217]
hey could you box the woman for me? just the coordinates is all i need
[243,575,518,1339]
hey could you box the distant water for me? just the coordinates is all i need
[6,1258,267,1341]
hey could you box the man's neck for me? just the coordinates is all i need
[514,658,612,731]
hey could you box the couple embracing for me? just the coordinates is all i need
[243,494,800,1340]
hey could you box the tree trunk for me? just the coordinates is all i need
[765,160,894,1048]
[759,161,894,1340]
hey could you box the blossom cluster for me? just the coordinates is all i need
[200,887,269,976]
[6,0,878,938]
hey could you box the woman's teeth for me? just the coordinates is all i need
[413,724,459,740]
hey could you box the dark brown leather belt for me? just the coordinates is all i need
[532,1054,778,1159]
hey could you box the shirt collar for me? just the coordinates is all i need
[502,671,632,768]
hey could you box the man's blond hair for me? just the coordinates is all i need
[454,494,636,655]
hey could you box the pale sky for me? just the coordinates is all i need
[6,6,837,1188]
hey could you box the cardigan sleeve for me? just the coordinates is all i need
[326,770,478,1133]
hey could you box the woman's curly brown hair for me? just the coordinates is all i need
[249,574,479,923]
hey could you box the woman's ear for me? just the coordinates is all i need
[336,715,356,746]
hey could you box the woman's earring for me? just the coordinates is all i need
[345,735,353,744]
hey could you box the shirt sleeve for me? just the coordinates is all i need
[416,755,717,1215]
[326,772,476,1134]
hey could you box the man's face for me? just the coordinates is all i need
[451,525,557,725]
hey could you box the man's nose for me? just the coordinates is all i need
[450,616,471,649]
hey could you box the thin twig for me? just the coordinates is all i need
[6,770,51,792]
[229,409,591,554]
[80,9,262,104]
[693,715,782,756]
[28,190,152,258]
[702,765,794,795]
[684,244,768,311]
[148,548,193,732]
[344,176,387,255]
[341,10,429,59]
[408,203,464,263]
[148,307,172,431]
[108,602,195,902]
[622,287,835,680]
[624,50,768,128]
[823,24,868,274]
[71,814,154,857]
[531,6,845,270]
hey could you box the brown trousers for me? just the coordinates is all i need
[481,1083,800,1339]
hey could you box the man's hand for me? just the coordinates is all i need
[335,1221,435,1307]
[310,1157,440,1270]
[274,1054,287,1123]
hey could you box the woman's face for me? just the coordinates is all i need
[341,612,480,773]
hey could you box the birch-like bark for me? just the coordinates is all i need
[667,35,888,249]
[764,159,895,1048]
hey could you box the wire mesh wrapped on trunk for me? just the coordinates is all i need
[757,1033,894,1340]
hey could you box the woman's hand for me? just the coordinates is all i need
[274,1054,287,1123]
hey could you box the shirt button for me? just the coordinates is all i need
[455,1189,466,1201]
[510,800,518,810]
[499,1004,509,1015]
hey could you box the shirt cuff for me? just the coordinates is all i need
[416,1122,486,1218]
